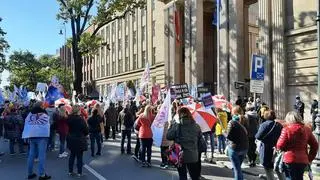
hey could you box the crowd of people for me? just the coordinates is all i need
[0,94,318,180]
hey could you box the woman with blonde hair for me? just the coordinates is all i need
[226,105,249,180]
[67,104,89,177]
[136,105,155,167]
[276,111,318,180]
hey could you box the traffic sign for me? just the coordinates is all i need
[250,80,264,93]
[251,54,265,80]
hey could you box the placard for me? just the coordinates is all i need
[201,92,214,108]
[36,83,47,92]
[170,84,190,100]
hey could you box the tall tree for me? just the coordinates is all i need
[0,17,10,74]
[57,0,146,93]
[7,51,73,92]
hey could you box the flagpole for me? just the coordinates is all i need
[216,0,220,95]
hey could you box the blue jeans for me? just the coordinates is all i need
[9,138,25,154]
[228,147,247,180]
[203,132,215,154]
[27,137,48,176]
[217,135,226,153]
[59,136,66,154]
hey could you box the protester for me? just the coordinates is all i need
[87,109,103,157]
[160,121,172,169]
[46,104,57,151]
[255,110,284,180]
[67,104,89,177]
[3,104,26,155]
[104,102,118,140]
[136,105,155,167]
[258,102,269,123]
[226,106,248,180]
[22,101,51,180]
[132,103,146,162]
[215,108,227,154]
[118,104,134,154]
[294,96,305,119]
[56,104,69,158]
[202,129,214,163]
[116,102,124,132]
[92,103,104,143]
[244,103,259,167]
[167,107,202,180]
[310,99,318,130]
[276,111,318,180]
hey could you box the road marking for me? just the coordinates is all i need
[84,164,107,180]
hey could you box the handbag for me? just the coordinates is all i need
[168,124,184,167]
[256,121,277,153]
[198,134,207,153]
[273,150,285,173]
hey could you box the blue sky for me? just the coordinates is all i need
[0,0,71,87]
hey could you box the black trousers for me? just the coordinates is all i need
[177,162,200,180]
[90,132,102,155]
[247,137,257,163]
[284,163,306,180]
[160,146,169,165]
[69,151,84,174]
[105,125,116,140]
[121,130,132,153]
[140,138,153,163]
[134,135,140,158]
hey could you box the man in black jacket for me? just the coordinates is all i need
[118,105,134,154]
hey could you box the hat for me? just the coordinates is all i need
[296,95,300,99]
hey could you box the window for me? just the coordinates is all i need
[112,61,115,75]
[133,54,137,70]
[125,35,129,49]
[132,13,136,23]
[125,57,129,72]
[142,25,146,41]
[142,51,146,68]
[118,20,122,31]
[101,64,105,77]
[141,9,145,17]
[133,31,137,44]
[152,0,155,10]
[118,40,122,51]
[106,63,110,76]
[101,28,106,42]
[101,47,105,61]
[152,21,156,37]
[106,26,110,38]
[152,47,156,65]
[112,42,115,53]
[118,59,123,73]
[97,67,100,78]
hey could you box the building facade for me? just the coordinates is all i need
[82,0,166,97]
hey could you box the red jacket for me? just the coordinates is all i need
[56,115,69,138]
[136,114,155,139]
[276,123,318,164]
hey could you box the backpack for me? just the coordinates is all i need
[167,124,184,167]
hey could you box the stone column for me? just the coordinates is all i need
[217,0,230,98]
[228,0,245,102]
[184,0,204,86]
[271,0,286,118]
[258,0,272,106]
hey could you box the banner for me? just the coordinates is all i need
[140,62,150,92]
[151,85,160,105]
[22,113,50,139]
[170,83,190,100]
[201,92,214,109]
[116,82,125,100]
[151,90,171,147]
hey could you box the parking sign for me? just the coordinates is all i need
[251,54,265,80]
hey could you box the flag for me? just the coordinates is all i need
[212,0,221,26]
[0,89,4,105]
[151,90,171,147]
[116,82,125,100]
[152,85,161,105]
[174,4,181,45]
[110,83,117,102]
[45,86,64,105]
[140,62,150,92]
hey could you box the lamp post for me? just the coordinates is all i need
[313,0,320,173]
[59,22,67,89]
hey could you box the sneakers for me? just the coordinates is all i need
[68,172,76,176]
[38,174,51,180]
[27,173,37,179]
[19,151,27,155]
[34,158,39,162]
[58,153,68,158]
[160,163,168,169]
[76,173,86,178]
[96,152,101,156]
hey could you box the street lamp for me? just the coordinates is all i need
[59,23,67,89]
[313,0,320,173]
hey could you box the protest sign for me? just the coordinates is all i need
[36,83,47,92]
[201,92,214,108]
[170,83,190,100]
[151,85,161,104]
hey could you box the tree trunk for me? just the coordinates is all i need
[72,43,83,94]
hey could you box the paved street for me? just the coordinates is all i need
[0,134,257,180]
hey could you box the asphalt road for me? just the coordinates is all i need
[0,134,257,180]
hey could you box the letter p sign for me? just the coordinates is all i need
[251,54,265,80]
[255,57,263,72]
